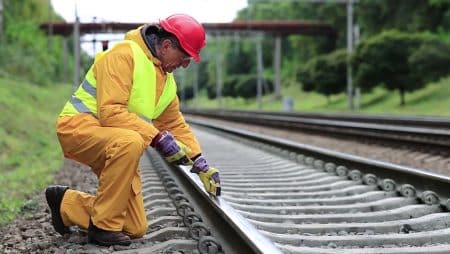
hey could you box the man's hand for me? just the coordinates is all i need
[191,156,221,196]
[151,131,193,165]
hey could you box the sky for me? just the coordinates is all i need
[50,0,248,55]
[51,0,248,23]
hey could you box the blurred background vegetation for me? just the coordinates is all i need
[0,0,449,224]
[0,0,449,108]
[180,0,450,111]
[0,0,75,224]
[0,0,66,85]
[0,0,92,85]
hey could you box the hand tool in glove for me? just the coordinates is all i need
[151,130,193,165]
[191,155,221,196]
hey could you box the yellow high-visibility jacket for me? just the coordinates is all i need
[58,26,201,157]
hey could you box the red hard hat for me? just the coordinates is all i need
[160,14,206,63]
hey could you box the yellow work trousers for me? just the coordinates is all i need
[56,114,148,237]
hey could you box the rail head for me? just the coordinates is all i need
[174,164,284,254]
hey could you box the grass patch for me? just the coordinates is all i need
[0,78,72,225]
[185,77,450,117]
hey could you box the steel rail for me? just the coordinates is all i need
[187,117,450,204]
[183,109,450,147]
[163,154,284,254]
[184,109,450,129]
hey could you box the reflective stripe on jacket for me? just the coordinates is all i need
[60,40,176,120]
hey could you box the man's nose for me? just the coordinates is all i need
[181,59,190,68]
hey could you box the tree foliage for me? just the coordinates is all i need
[1,1,58,85]
[314,49,347,99]
[353,30,430,105]
[234,0,342,76]
[298,49,347,101]
[409,40,450,83]
[206,74,273,99]
[207,0,450,101]
[2,0,450,99]
[0,0,91,86]
[357,0,450,37]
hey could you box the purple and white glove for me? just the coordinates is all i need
[191,156,221,196]
[151,131,192,165]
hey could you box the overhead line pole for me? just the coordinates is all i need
[256,34,264,110]
[193,63,199,109]
[273,35,282,100]
[73,6,80,91]
[0,0,4,42]
[346,0,355,110]
[47,0,53,51]
[216,40,223,109]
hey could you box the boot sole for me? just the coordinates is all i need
[88,236,131,246]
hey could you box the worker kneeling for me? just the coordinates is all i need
[45,14,220,246]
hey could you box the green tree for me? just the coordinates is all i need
[409,40,450,83]
[189,0,450,105]
[229,1,340,98]
[177,85,194,101]
[298,49,346,102]
[297,59,316,93]
[357,0,450,37]
[233,74,273,99]
[353,30,427,106]
[314,49,347,102]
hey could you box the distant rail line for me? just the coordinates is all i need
[183,109,450,148]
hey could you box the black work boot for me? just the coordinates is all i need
[88,220,131,246]
[45,185,70,235]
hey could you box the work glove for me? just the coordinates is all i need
[151,131,193,165]
[191,156,221,196]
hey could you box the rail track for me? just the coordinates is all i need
[4,116,450,253]
[183,109,450,176]
[122,120,450,253]
[182,109,450,148]
[192,120,450,253]
[183,109,450,128]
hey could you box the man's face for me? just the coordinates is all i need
[159,39,192,73]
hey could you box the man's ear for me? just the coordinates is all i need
[161,39,173,49]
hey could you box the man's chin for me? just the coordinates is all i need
[162,67,174,73]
